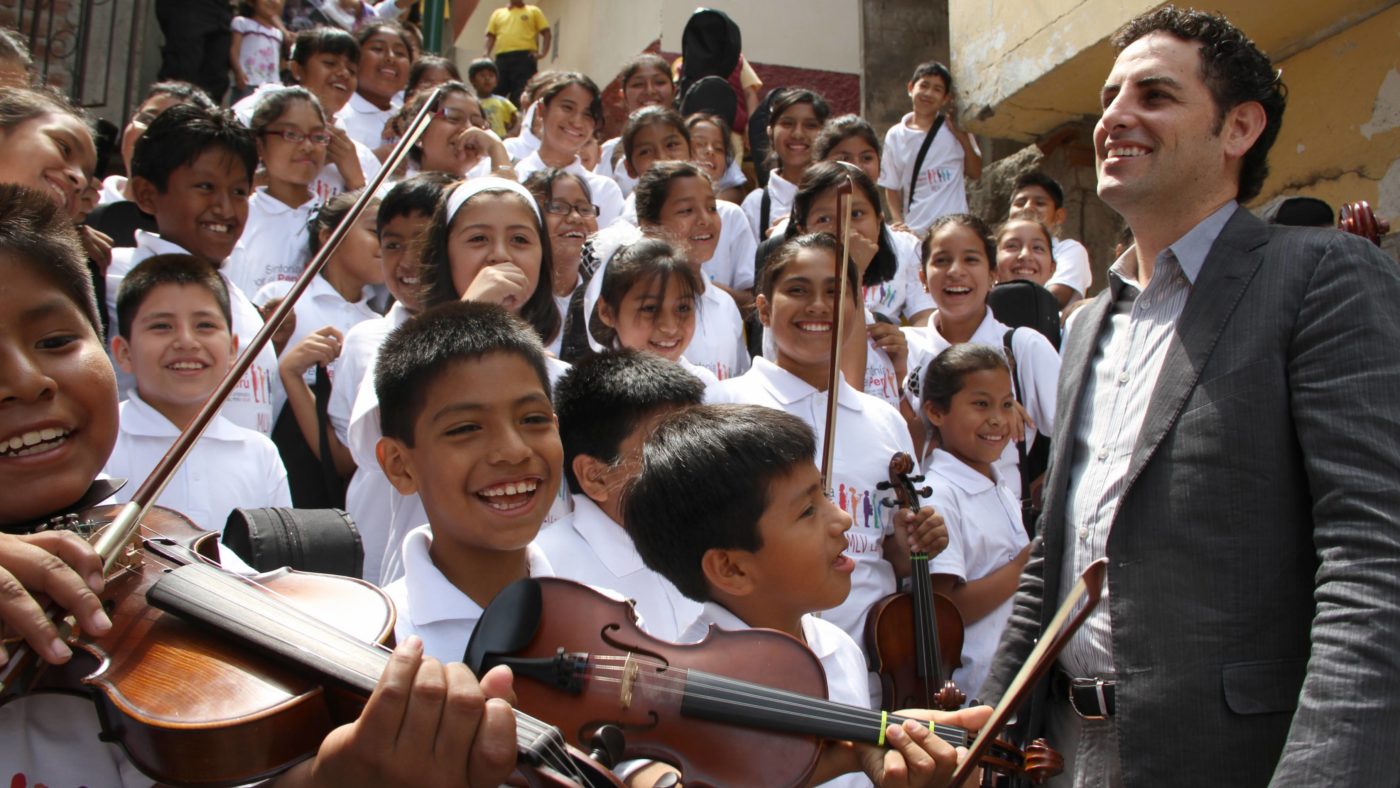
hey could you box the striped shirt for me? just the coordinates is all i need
[1059,202,1238,677]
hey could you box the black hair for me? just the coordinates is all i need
[0,85,86,134]
[919,344,1009,443]
[522,167,594,212]
[555,348,705,495]
[307,188,377,257]
[618,53,673,93]
[0,184,99,336]
[0,26,33,70]
[592,237,703,350]
[922,213,997,271]
[759,232,861,310]
[376,300,550,446]
[1011,170,1064,210]
[764,87,831,171]
[624,404,817,602]
[1113,5,1286,203]
[116,254,231,340]
[536,72,606,128]
[377,171,454,235]
[291,26,360,67]
[813,114,881,162]
[621,105,690,168]
[143,81,217,113]
[910,61,953,91]
[684,112,734,165]
[250,86,327,136]
[787,160,896,286]
[417,182,561,345]
[634,160,710,226]
[356,20,415,55]
[521,69,563,109]
[406,55,462,96]
[130,103,257,193]
[467,57,498,80]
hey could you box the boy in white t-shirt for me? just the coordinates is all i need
[625,404,990,787]
[375,301,565,662]
[106,256,290,557]
[1008,170,1093,307]
[535,350,705,642]
[920,345,1031,701]
[879,62,982,239]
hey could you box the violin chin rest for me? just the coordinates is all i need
[464,577,544,672]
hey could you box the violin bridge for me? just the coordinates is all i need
[619,653,640,710]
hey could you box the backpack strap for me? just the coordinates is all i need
[907,114,946,214]
[759,187,772,238]
[1002,328,1036,539]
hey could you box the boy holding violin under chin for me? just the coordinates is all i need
[623,403,991,787]
[0,183,519,786]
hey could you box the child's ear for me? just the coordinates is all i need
[755,293,772,328]
[288,61,305,85]
[597,301,617,329]
[227,333,240,363]
[1051,207,1067,230]
[376,437,420,496]
[130,176,161,217]
[701,548,757,598]
[624,157,638,179]
[111,334,134,374]
[923,403,946,429]
[572,454,613,503]
[918,265,929,292]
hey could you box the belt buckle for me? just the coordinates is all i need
[1069,677,1110,721]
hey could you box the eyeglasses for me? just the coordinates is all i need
[260,128,333,147]
[434,107,487,129]
[543,200,601,218]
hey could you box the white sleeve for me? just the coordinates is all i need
[878,127,906,191]
[740,188,763,239]
[592,177,626,230]
[261,438,294,508]
[356,140,384,183]
[897,234,935,317]
[726,208,757,291]
[1012,328,1061,437]
[926,482,968,582]
[1045,238,1092,296]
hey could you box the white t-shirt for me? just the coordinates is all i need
[385,524,555,662]
[902,308,1060,498]
[106,232,279,436]
[503,103,541,161]
[925,449,1027,700]
[275,274,380,380]
[1046,236,1092,299]
[98,174,128,206]
[740,170,798,240]
[878,114,976,237]
[679,356,723,396]
[535,495,702,642]
[682,283,749,381]
[864,229,935,322]
[227,188,318,299]
[336,91,401,150]
[312,137,385,204]
[232,16,283,88]
[679,602,874,788]
[514,151,625,229]
[352,355,574,586]
[711,357,916,648]
[0,694,153,787]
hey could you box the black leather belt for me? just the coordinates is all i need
[1053,669,1116,720]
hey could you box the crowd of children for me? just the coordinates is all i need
[0,14,1104,784]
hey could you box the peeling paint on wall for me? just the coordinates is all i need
[1360,68,1400,140]
[1380,158,1400,219]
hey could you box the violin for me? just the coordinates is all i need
[1338,200,1390,246]
[0,86,622,787]
[465,577,1065,788]
[866,452,967,712]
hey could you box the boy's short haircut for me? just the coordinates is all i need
[291,26,360,67]
[624,404,817,602]
[1011,170,1065,210]
[376,301,551,446]
[0,184,99,335]
[145,80,216,112]
[0,26,34,69]
[377,171,455,234]
[130,103,257,193]
[910,61,953,91]
[554,349,706,495]
[116,254,232,340]
[467,57,498,80]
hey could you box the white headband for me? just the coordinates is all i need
[445,176,541,224]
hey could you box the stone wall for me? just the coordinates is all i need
[860,0,949,136]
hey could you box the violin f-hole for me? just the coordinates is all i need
[600,624,671,672]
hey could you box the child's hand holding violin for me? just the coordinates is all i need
[896,505,950,558]
[0,530,111,667]
[855,704,993,788]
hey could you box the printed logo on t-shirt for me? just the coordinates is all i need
[864,282,897,313]
[865,362,900,404]
[708,361,735,380]
[836,482,886,556]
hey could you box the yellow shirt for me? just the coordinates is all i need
[480,95,518,138]
[487,5,549,54]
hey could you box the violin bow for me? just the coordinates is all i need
[92,87,448,573]
[819,165,859,495]
[949,557,1108,787]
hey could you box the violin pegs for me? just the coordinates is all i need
[911,474,925,483]
[588,724,627,769]
[934,681,966,712]
[917,486,932,498]
[880,498,896,508]
[876,481,892,491]
[1021,738,1064,783]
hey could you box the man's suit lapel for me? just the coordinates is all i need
[1122,209,1270,490]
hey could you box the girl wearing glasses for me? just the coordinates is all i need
[523,167,598,356]
[392,81,511,181]
[227,87,330,300]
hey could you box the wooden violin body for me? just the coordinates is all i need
[467,577,1054,788]
[865,587,966,709]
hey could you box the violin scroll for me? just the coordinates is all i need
[933,681,966,712]
[1338,200,1390,247]
[1020,738,1064,784]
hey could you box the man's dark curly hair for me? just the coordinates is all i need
[1113,6,1286,203]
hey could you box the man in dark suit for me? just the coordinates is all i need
[155,0,235,104]
[982,7,1400,787]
